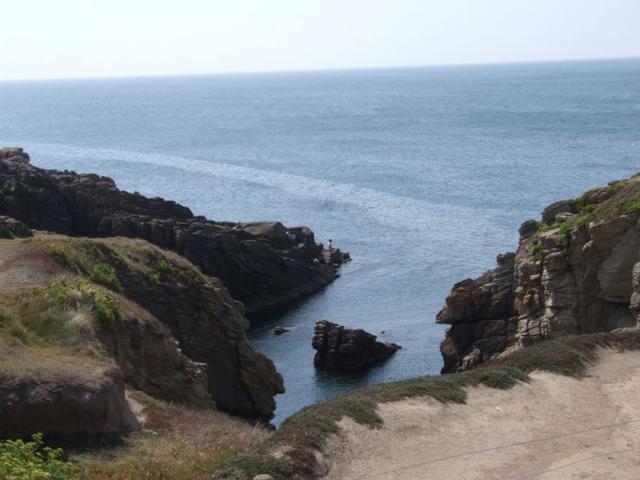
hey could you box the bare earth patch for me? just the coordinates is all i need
[324,349,640,479]
[0,238,63,294]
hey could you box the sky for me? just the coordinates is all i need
[1,0,639,80]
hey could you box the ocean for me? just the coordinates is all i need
[1,58,639,424]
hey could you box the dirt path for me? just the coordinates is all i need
[323,350,640,479]
[0,238,62,294]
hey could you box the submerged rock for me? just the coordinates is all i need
[312,320,400,370]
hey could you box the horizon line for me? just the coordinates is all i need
[1,55,639,83]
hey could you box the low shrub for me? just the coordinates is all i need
[0,433,79,480]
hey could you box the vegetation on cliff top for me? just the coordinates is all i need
[552,174,640,232]
[36,236,205,294]
[528,173,640,261]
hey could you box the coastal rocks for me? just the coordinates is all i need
[0,149,346,315]
[0,216,32,238]
[0,362,139,438]
[542,199,576,225]
[438,173,640,373]
[312,320,400,370]
[98,314,213,409]
[437,253,517,372]
[47,236,285,420]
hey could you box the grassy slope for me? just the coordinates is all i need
[0,234,269,479]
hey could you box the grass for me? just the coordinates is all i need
[527,174,640,262]
[0,277,124,388]
[558,176,640,231]
[35,235,205,292]
[19,278,122,333]
[43,239,124,292]
[71,391,270,480]
[213,329,640,479]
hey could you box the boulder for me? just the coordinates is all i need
[0,216,32,239]
[312,320,400,370]
[542,199,576,225]
[0,359,139,439]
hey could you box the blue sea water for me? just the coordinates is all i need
[1,58,639,424]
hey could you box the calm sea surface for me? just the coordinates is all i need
[1,59,639,423]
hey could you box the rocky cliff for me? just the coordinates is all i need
[0,147,344,315]
[438,173,640,373]
[0,229,284,438]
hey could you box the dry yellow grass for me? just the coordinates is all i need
[75,391,272,480]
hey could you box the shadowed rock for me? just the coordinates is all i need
[0,361,139,438]
[0,215,32,238]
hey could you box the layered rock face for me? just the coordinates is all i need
[0,148,343,315]
[312,320,400,370]
[48,236,285,420]
[438,174,640,373]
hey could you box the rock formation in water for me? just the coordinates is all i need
[312,320,400,370]
[438,173,640,373]
[0,147,348,315]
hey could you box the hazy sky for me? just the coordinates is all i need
[2,0,639,80]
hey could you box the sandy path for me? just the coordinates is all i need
[323,350,640,479]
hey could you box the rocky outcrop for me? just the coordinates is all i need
[0,215,32,238]
[98,314,213,410]
[106,240,285,419]
[312,320,400,370]
[0,148,346,315]
[41,236,285,420]
[0,360,139,438]
[438,174,640,373]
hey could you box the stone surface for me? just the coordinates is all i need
[0,149,347,315]
[0,363,139,438]
[0,215,32,238]
[542,199,576,225]
[438,174,640,372]
[312,320,400,370]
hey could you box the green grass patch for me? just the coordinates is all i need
[214,452,294,480]
[0,279,123,346]
[531,240,543,262]
[44,239,124,292]
[543,176,640,233]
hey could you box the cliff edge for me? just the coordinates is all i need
[437,172,640,372]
